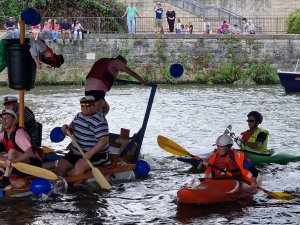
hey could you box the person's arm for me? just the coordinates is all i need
[32,55,42,70]
[121,8,128,18]
[13,130,34,163]
[83,136,109,160]
[241,153,260,187]
[14,147,34,163]
[122,67,148,85]
[62,123,74,135]
[136,10,141,18]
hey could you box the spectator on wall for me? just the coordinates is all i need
[203,18,210,34]
[51,18,60,43]
[166,6,176,33]
[61,18,72,44]
[40,19,52,43]
[4,17,19,39]
[121,2,141,34]
[248,20,256,34]
[31,23,40,40]
[154,2,163,34]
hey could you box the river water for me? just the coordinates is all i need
[0,84,299,225]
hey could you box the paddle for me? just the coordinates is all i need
[157,135,293,200]
[0,160,58,180]
[223,124,232,135]
[66,130,112,190]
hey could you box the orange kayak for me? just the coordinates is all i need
[177,176,261,204]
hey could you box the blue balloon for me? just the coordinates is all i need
[170,63,184,78]
[21,8,41,26]
[50,127,65,143]
[135,160,150,176]
[30,178,52,196]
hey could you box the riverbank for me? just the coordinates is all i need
[1,33,300,85]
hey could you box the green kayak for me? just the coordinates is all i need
[177,150,300,167]
[243,149,300,165]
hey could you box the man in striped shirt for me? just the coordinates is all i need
[55,96,110,177]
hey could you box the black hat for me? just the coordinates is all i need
[40,49,64,68]
[55,54,64,68]
[115,55,127,65]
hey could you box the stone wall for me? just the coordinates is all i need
[1,34,300,84]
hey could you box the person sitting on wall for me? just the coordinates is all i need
[29,37,64,70]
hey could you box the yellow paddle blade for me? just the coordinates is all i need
[42,146,55,153]
[66,130,112,190]
[267,191,293,200]
[157,135,189,156]
[11,162,58,180]
[91,166,112,190]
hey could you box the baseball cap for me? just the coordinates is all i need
[3,96,18,105]
[80,96,95,102]
[0,109,17,118]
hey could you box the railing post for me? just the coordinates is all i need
[98,17,101,35]
[276,17,278,34]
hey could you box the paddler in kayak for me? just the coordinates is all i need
[201,134,260,187]
[238,111,269,152]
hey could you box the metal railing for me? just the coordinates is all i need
[0,16,290,34]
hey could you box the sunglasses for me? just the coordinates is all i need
[247,119,256,122]
[80,103,93,107]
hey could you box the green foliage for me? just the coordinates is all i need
[194,51,211,68]
[195,72,205,83]
[0,0,124,18]
[179,53,190,71]
[243,62,279,84]
[217,63,241,83]
[141,64,155,82]
[73,75,85,86]
[155,39,167,64]
[287,9,300,34]
[0,0,46,17]
[163,65,178,84]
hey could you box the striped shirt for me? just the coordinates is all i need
[70,112,109,155]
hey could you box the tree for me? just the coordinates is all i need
[287,9,300,34]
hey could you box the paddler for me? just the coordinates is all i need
[201,134,260,187]
[238,111,269,152]
[54,96,111,179]
[0,109,43,190]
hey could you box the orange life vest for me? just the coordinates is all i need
[204,149,253,183]
[241,130,254,142]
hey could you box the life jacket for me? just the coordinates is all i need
[241,127,269,152]
[204,149,253,183]
[3,126,43,161]
[86,58,115,91]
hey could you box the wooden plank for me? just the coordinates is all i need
[65,164,135,183]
